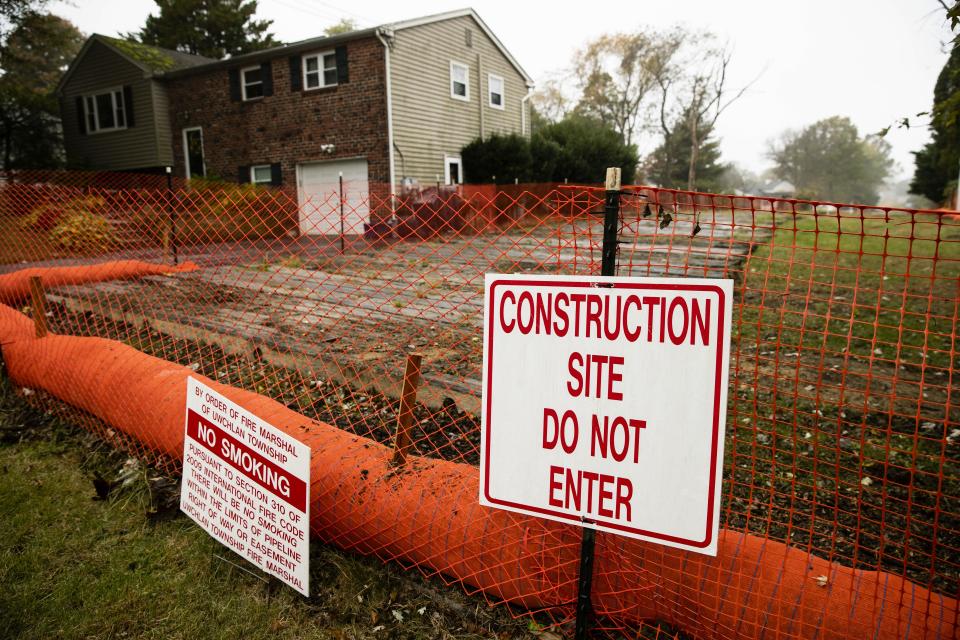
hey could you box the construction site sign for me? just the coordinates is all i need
[181,377,311,594]
[480,275,732,555]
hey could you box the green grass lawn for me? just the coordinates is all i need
[723,207,960,594]
[740,209,959,366]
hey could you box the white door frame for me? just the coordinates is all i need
[444,154,462,185]
[182,126,206,179]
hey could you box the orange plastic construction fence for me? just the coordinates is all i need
[0,305,954,640]
[0,170,956,638]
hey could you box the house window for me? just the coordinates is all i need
[303,51,337,89]
[450,61,469,101]
[83,88,126,133]
[488,74,504,109]
[183,127,205,179]
[250,165,272,184]
[241,66,264,100]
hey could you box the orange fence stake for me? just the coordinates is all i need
[29,276,46,338]
[392,353,422,466]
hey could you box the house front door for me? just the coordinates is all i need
[183,127,205,179]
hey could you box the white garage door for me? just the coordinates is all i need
[297,158,369,235]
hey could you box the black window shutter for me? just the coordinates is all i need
[75,96,86,135]
[261,61,273,97]
[238,165,249,184]
[270,163,282,186]
[289,55,302,92]
[122,85,135,127]
[228,68,241,101]
[335,45,349,84]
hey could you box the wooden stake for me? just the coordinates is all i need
[29,276,47,338]
[392,353,422,466]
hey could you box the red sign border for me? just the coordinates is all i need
[483,277,727,548]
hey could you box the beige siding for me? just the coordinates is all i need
[389,15,529,187]
[61,40,170,170]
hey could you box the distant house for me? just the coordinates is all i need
[760,180,796,199]
[57,9,534,233]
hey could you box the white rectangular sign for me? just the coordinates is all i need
[181,377,310,594]
[480,275,732,555]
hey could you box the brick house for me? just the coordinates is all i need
[57,9,534,233]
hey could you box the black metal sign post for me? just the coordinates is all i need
[339,173,345,254]
[575,167,622,640]
[166,166,178,265]
[600,168,622,278]
[575,522,596,639]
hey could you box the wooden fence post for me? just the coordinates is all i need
[29,276,47,338]
[392,353,423,466]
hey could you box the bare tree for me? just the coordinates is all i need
[530,75,574,125]
[572,29,682,147]
[656,31,754,191]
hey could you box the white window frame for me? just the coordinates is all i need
[182,126,205,180]
[444,154,463,185]
[241,65,264,101]
[302,50,338,90]
[488,73,505,110]
[450,61,469,101]
[83,86,127,134]
[250,164,272,185]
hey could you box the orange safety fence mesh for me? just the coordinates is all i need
[0,169,957,638]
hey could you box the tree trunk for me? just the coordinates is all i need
[2,118,12,171]
[687,116,699,191]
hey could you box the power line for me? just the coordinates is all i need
[266,0,378,30]
[306,0,378,27]
[268,0,343,24]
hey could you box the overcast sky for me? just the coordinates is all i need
[51,0,954,183]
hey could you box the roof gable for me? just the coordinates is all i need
[56,34,214,94]
[385,9,533,87]
[100,36,214,72]
[56,38,144,95]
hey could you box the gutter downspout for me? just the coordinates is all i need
[520,86,535,137]
[376,28,396,196]
[477,52,484,140]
